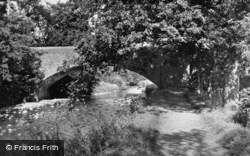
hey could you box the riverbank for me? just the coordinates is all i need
[1,87,243,155]
[0,85,144,140]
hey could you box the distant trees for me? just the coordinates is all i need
[0,1,44,107]
[15,0,94,46]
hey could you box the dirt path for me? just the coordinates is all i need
[152,91,227,156]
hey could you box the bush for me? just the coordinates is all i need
[145,84,158,98]
[68,72,98,104]
[231,96,250,128]
[232,107,249,128]
[0,43,44,107]
[202,103,250,156]
[0,8,44,107]
[202,107,237,134]
[219,128,250,156]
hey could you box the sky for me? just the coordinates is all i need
[41,0,68,5]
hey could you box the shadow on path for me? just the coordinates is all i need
[154,129,226,156]
[148,89,193,112]
[148,89,227,156]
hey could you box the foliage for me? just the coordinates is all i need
[64,0,250,104]
[145,84,158,98]
[219,128,250,156]
[202,103,250,155]
[129,96,145,113]
[8,0,250,105]
[16,0,97,46]
[16,0,55,46]
[231,88,250,128]
[0,2,44,107]
[232,107,249,128]
[202,106,240,134]
[22,101,158,156]
[68,72,98,105]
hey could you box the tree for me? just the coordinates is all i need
[16,0,54,46]
[0,1,44,107]
[58,0,250,106]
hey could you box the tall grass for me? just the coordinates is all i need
[20,101,159,156]
[202,101,250,156]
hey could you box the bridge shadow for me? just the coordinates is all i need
[154,129,226,156]
[147,89,193,112]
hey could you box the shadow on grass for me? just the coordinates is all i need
[154,129,225,156]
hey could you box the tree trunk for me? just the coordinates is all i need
[222,76,226,107]
[198,75,203,96]
[159,65,163,90]
[207,75,212,98]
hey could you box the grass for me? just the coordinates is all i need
[14,100,159,156]
[202,101,250,156]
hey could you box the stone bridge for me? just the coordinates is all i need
[32,47,187,100]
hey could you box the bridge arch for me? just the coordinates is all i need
[36,65,159,100]
[33,47,188,100]
[37,66,83,100]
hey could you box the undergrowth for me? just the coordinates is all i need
[202,101,250,156]
[19,101,159,156]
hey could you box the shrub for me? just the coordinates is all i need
[68,72,98,105]
[0,39,44,107]
[202,108,237,134]
[145,84,158,98]
[202,103,250,156]
[232,107,249,128]
[231,97,250,128]
[219,128,250,156]
[129,97,145,114]
[0,6,44,107]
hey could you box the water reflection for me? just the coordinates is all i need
[93,86,144,99]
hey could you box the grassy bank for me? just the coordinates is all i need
[202,102,250,156]
[13,99,159,156]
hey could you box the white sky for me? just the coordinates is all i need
[41,0,68,5]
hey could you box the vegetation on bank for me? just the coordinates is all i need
[202,104,250,156]
[201,88,250,156]
[0,2,44,107]
[1,1,250,155]
[13,99,159,156]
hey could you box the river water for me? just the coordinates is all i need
[0,86,144,139]
[93,86,144,99]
